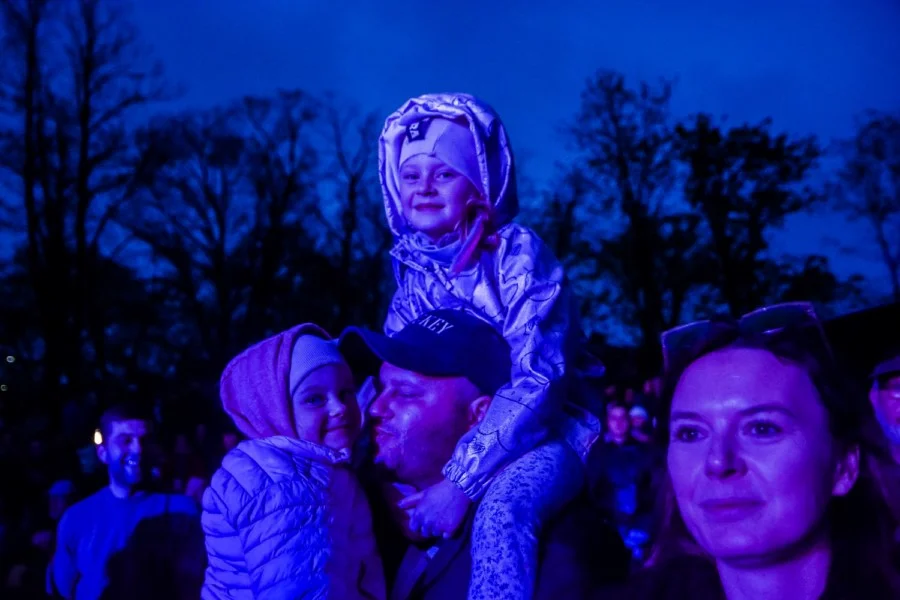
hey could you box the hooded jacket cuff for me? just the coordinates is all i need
[442,461,488,501]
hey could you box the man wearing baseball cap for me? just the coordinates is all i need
[870,352,900,462]
[339,308,628,599]
[869,352,900,564]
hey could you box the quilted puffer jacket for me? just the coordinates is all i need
[201,436,385,599]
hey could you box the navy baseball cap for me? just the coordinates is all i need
[339,309,512,397]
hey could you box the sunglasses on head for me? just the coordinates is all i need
[660,302,834,375]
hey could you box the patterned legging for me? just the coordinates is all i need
[468,441,585,600]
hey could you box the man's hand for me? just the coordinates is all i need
[398,478,471,539]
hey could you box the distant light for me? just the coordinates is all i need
[5,356,13,363]
[93,429,103,445]
[0,384,6,392]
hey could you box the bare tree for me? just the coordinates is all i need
[240,90,321,337]
[316,96,393,328]
[566,70,707,352]
[122,109,247,360]
[0,0,166,405]
[676,114,821,315]
[117,90,327,374]
[834,110,900,302]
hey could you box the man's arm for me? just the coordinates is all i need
[47,512,78,599]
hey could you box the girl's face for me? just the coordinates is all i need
[292,362,361,451]
[399,154,480,240]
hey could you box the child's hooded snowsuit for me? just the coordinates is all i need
[380,93,602,500]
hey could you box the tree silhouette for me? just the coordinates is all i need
[676,114,822,315]
[315,96,393,328]
[562,70,710,355]
[0,7,889,434]
[833,110,900,302]
[116,91,327,375]
[0,0,167,414]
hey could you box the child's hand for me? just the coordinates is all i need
[398,478,471,539]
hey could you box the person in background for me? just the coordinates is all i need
[48,481,75,523]
[629,406,653,444]
[48,403,204,600]
[868,352,900,559]
[169,432,207,504]
[870,353,900,463]
[587,402,657,565]
[605,402,631,446]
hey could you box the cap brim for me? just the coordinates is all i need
[338,327,463,378]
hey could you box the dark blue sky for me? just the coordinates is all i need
[7,1,900,298]
[130,0,900,297]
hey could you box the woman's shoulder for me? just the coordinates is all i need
[592,556,722,600]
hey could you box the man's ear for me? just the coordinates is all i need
[96,443,109,465]
[869,386,881,410]
[466,395,492,427]
[832,443,860,497]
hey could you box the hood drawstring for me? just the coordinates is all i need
[449,200,499,276]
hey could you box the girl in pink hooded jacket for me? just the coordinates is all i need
[378,93,603,599]
[201,324,385,600]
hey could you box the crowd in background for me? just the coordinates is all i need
[0,377,668,598]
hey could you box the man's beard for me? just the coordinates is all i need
[109,454,145,488]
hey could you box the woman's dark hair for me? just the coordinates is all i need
[647,324,898,591]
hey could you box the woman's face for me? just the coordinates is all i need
[292,362,361,451]
[667,347,858,563]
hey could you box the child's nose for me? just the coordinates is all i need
[416,175,436,194]
[328,396,347,416]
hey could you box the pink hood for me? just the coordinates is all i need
[220,323,333,440]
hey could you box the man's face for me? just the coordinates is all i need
[871,374,900,444]
[368,362,479,489]
[97,419,150,491]
[631,414,649,432]
[607,406,630,439]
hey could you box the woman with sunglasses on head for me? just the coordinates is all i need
[596,303,899,600]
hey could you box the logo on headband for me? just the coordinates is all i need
[406,118,432,143]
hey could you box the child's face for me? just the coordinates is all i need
[292,362,361,451]
[399,154,479,240]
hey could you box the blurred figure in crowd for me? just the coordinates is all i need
[48,403,204,600]
[629,406,653,444]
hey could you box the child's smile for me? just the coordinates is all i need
[399,154,479,241]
